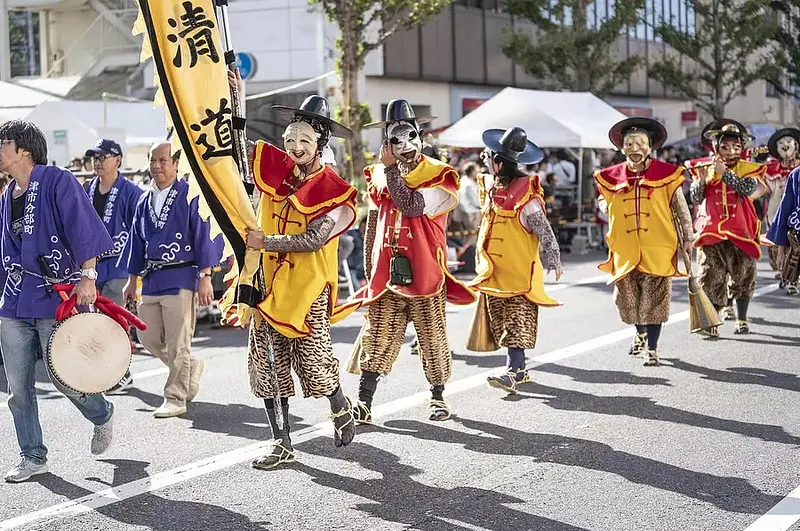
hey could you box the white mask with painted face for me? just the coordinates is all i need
[387,121,422,165]
[776,136,798,162]
[282,121,319,167]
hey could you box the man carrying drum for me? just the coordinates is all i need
[83,138,143,394]
[0,120,116,483]
[120,141,219,419]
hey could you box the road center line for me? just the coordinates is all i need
[0,283,779,530]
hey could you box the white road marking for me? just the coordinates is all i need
[0,283,780,530]
[744,486,800,531]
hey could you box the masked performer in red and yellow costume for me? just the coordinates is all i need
[764,128,800,292]
[594,118,694,366]
[690,121,767,336]
[229,71,358,470]
[685,119,745,321]
[468,127,564,394]
[350,100,476,423]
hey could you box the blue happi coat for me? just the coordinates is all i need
[0,165,113,320]
[119,179,220,296]
[767,167,800,246]
[83,173,143,285]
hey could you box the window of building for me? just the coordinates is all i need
[9,10,41,77]
[766,81,780,98]
[685,0,695,35]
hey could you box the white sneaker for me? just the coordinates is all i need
[91,416,114,455]
[154,401,187,418]
[4,458,48,483]
[187,359,205,402]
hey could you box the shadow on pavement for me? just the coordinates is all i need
[534,364,673,387]
[503,380,800,447]
[667,359,800,393]
[293,439,592,531]
[31,459,270,530]
[380,417,784,516]
[124,388,310,441]
[750,316,800,331]
[451,351,506,369]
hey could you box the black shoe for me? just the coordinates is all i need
[106,371,133,395]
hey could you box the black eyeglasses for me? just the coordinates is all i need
[93,154,117,162]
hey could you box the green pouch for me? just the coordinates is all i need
[389,254,413,286]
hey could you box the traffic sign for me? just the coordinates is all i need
[53,129,67,145]
[235,52,257,81]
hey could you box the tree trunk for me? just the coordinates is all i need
[574,0,591,91]
[339,13,367,188]
[711,0,725,118]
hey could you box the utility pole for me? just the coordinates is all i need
[0,0,12,81]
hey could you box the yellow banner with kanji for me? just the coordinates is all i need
[132,0,263,326]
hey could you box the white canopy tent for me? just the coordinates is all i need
[438,87,629,220]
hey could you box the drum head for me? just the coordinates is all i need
[49,313,132,394]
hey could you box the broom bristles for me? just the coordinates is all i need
[688,276,722,333]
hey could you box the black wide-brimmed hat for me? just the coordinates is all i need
[703,119,754,146]
[364,99,436,129]
[481,127,544,165]
[608,117,668,151]
[767,127,800,159]
[272,95,353,139]
[699,119,745,151]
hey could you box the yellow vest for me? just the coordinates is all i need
[470,176,560,306]
[595,160,687,281]
[253,142,358,338]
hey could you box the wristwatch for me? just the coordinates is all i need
[80,268,98,280]
[198,272,211,279]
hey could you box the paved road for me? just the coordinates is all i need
[0,252,799,531]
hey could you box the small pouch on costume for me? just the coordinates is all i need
[389,254,413,286]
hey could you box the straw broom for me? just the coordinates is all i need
[466,292,499,352]
[678,232,722,334]
[345,321,368,375]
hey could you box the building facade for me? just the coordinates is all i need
[1,0,798,157]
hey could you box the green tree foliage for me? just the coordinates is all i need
[502,0,644,96]
[648,0,779,119]
[765,0,800,98]
[309,0,451,184]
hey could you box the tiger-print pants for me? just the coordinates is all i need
[247,287,339,399]
[612,269,672,325]
[698,240,757,309]
[768,245,781,272]
[485,295,539,349]
[359,289,451,386]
